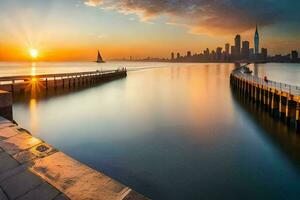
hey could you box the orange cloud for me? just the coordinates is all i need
[83,0,300,35]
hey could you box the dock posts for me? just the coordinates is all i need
[286,95,296,126]
[266,89,272,111]
[296,103,300,132]
[279,94,285,121]
[45,78,48,91]
[68,76,71,88]
[271,91,279,117]
[231,69,300,132]
[11,80,15,94]
[54,76,57,90]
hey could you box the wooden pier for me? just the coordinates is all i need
[230,67,300,132]
[0,69,127,94]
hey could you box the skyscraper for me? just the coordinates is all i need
[291,50,298,62]
[171,52,174,60]
[216,47,222,60]
[261,48,267,60]
[187,51,191,57]
[235,35,241,55]
[242,41,250,59]
[225,43,230,55]
[254,25,259,54]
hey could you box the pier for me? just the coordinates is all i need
[0,69,127,121]
[230,66,300,132]
[0,69,127,94]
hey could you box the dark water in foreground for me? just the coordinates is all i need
[11,63,300,199]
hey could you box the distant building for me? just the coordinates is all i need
[235,35,241,55]
[261,48,268,61]
[249,48,254,59]
[242,41,250,59]
[225,43,230,55]
[216,47,222,60]
[171,52,174,60]
[211,50,216,60]
[254,25,260,55]
[231,46,236,59]
[177,53,180,59]
[187,51,191,57]
[291,50,298,62]
[204,48,210,60]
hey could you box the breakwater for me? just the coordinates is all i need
[0,69,127,94]
[230,67,300,132]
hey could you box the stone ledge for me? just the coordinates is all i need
[0,120,149,200]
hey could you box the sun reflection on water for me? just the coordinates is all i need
[29,98,38,134]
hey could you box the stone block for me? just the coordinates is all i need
[0,163,31,183]
[16,182,59,200]
[0,133,42,155]
[0,170,43,199]
[0,127,19,141]
[31,152,130,200]
[0,188,8,200]
[13,143,57,164]
[53,194,70,200]
[0,152,19,174]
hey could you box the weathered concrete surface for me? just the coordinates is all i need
[0,132,42,155]
[0,188,8,200]
[31,152,140,200]
[0,169,44,199]
[0,152,19,174]
[0,117,149,200]
[16,182,60,200]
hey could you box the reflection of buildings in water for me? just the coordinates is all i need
[254,63,258,76]
[232,90,300,168]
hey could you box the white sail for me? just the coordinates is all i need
[97,50,105,63]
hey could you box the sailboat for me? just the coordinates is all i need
[96,50,105,63]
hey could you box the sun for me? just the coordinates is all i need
[29,49,39,59]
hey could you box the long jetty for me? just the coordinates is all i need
[0,69,127,94]
[0,69,127,120]
[230,66,300,132]
[0,69,150,200]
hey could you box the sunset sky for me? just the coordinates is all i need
[0,0,299,61]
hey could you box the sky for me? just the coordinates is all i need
[0,0,299,61]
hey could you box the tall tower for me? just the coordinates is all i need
[254,25,259,54]
[235,35,241,55]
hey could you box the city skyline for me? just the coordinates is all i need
[0,0,300,61]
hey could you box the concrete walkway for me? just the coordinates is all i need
[0,117,149,200]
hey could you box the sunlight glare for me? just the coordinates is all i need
[29,49,39,59]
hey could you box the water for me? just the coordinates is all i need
[3,62,300,199]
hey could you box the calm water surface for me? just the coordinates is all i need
[4,62,300,199]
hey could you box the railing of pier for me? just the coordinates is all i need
[0,68,127,85]
[232,68,300,96]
